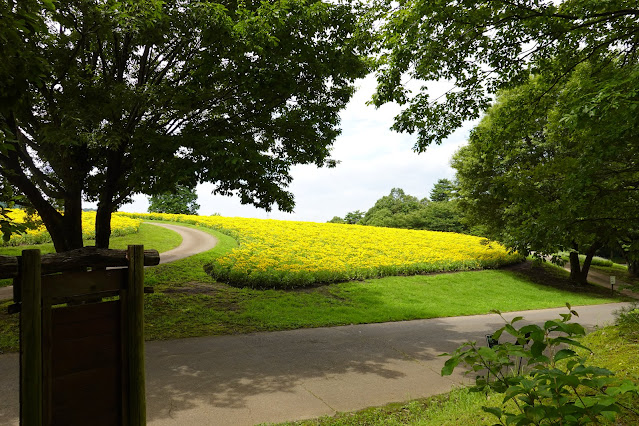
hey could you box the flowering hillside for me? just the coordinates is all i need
[124,212,523,288]
[2,210,142,246]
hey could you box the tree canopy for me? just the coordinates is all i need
[452,60,639,283]
[148,185,200,215]
[429,178,456,202]
[0,0,369,252]
[374,0,639,148]
[332,187,469,233]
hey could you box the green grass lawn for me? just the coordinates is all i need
[0,221,626,353]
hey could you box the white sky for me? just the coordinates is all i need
[119,75,474,222]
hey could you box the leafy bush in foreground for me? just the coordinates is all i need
[442,304,639,425]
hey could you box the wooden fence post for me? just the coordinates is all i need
[125,245,146,425]
[20,249,42,426]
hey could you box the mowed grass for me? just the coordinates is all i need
[139,223,622,342]
[0,221,625,352]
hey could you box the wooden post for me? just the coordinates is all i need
[20,249,42,425]
[125,245,146,425]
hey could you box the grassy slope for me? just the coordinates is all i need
[0,221,625,353]
[141,223,621,342]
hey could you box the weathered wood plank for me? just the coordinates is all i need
[20,249,43,425]
[0,247,160,279]
[41,247,160,274]
[52,365,121,426]
[0,255,18,279]
[42,297,53,425]
[51,301,120,339]
[126,245,146,426]
[42,269,126,299]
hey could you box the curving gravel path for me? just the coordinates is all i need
[0,223,217,300]
[144,222,218,264]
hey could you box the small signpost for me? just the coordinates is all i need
[1,245,159,426]
[610,275,616,295]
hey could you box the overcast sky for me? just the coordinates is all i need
[119,75,474,222]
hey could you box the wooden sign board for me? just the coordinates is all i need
[15,245,154,426]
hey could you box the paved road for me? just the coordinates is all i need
[0,222,218,300]
[0,302,629,426]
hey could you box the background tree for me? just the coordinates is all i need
[344,210,364,225]
[429,178,456,202]
[452,61,639,284]
[0,0,369,252]
[327,216,346,224]
[349,187,469,233]
[374,0,639,148]
[360,188,423,227]
[148,185,200,215]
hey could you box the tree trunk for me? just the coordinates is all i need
[94,146,126,249]
[62,191,84,250]
[568,252,587,284]
[628,259,639,277]
[568,244,600,285]
[95,203,114,249]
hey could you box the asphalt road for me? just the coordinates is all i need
[0,302,629,426]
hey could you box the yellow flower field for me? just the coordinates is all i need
[2,210,142,246]
[124,212,523,288]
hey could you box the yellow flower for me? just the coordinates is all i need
[2,210,141,246]
[121,212,522,288]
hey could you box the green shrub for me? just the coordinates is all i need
[442,304,639,425]
[615,303,639,342]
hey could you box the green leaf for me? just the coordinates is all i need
[503,386,524,403]
[481,406,502,419]
[554,349,577,363]
[477,346,497,361]
[441,356,461,376]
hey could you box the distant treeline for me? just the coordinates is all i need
[328,180,483,235]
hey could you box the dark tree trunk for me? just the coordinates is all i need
[568,252,587,284]
[60,193,85,251]
[628,260,639,277]
[568,244,600,285]
[94,145,127,249]
[95,203,114,249]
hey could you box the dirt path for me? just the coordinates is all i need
[0,223,217,301]
[560,263,639,299]
[144,222,218,264]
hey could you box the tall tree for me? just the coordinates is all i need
[374,0,639,148]
[452,61,639,284]
[1,0,369,252]
[360,188,423,227]
[148,185,200,215]
[429,178,456,202]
